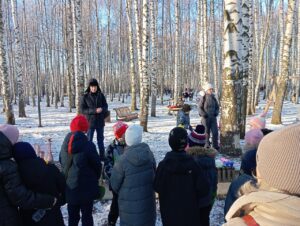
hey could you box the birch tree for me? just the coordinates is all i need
[173,0,180,105]
[11,0,26,117]
[220,0,242,155]
[272,0,297,124]
[0,0,15,124]
[139,0,150,131]
[71,0,85,114]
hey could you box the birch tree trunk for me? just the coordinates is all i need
[139,0,150,131]
[150,0,157,117]
[71,0,85,114]
[173,0,180,105]
[220,0,242,155]
[11,0,26,117]
[0,0,15,124]
[295,0,300,104]
[272,0,297,124]
[126,0,137,111]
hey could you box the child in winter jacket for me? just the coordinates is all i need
[0,124,56,226]
[176,104,192,130]
[187,131,218,226]
[103,121,128,226]
[154,127,210,226]
[110,125,156,226]
[13,142,66,226]
[60,115,102,226]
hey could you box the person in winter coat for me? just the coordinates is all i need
[110,125,156,226]
[154,127,210,226]
[198,83,220,150]
[187,140,218,226]
[80,78,108,160]
[13,142,66,226]
[224,149,257,217]
[243,129,263,153]
[60,115,102,226]
[176,104,192,130]
[0,124,56,226]
[104,121,128,226]
[224,123,300,226]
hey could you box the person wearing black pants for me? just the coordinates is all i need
[107,191,119,225]
[68,202,94,226]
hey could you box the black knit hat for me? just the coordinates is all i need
[89,78,99,87]
[169,127,188,151]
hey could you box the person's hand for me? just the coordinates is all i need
[96,108,102,113]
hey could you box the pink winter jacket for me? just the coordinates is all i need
[223,190,300,226]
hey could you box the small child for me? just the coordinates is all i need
[110,125,156,226]
[60,115,102,226]
[243,129,264,152]
[187,130,218,226]
[187,124,206,148]
[104,121,128,226]
[177,104,192,130]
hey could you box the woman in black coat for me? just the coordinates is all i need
[13,142,66,226]
[0,125,55,226]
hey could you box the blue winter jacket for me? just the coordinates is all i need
[110,143,156,226]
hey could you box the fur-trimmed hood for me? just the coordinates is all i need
[187,146,218,158]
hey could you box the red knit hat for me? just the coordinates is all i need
[70,115,89,133]
[113,121,128,139]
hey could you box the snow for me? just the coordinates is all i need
[1,96,298,226]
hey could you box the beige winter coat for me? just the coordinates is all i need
[223,190,300,226]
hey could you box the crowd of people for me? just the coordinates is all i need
[0,79,299,226]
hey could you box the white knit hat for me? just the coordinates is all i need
[203,83,213,92]
[257,123,300,195]
[125,125,143,146]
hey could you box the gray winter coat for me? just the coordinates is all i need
[110,143,156,226]
[198,94,219,117]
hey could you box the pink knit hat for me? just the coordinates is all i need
[245,129,264,147]
[257,123,300,195]
[249,112,267,129]
[0,124,19,145]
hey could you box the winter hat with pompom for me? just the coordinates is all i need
[0,124,19,145]
[125,124,143,146]
[113,121,128,139]
[70,115,89,133]
[249,112,267,129]
[13,142,37,162]
[169,127,188,151]
[257,123,300,195]
[188,124,206,147]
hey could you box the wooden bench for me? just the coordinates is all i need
[113,106,138,121]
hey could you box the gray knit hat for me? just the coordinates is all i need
[257,123,300,195]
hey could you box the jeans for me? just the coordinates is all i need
[68,202,94,226]
[201,116,219,149]
[87,127,105,159]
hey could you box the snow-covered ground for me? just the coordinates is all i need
[1,95,298,226]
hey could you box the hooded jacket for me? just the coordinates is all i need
[187,146,218,207]
[110,143,156,226]
[0,132,54,226]
[224,191,300,226]
[154,150,210,226]
[80,87,108,128]
[59,132,102,204]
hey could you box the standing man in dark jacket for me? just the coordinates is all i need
[154,127,210,226]
[80,78,108,160]
[60,115,102,226]
[13,141,66,226]
[0,124,56,226]
[198,83,220,150]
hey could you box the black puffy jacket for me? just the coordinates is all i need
[0,132,54,226]
[16,157,66,226]
[59,132,102,204]
[80,90,108,129]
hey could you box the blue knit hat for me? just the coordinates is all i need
[13,142,37,162]
[240,149,257,175]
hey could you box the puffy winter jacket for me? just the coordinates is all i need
[154,150,210,226]
[80,90,108,129]
[198,93,219,117]
[59,132,102,204]
[16,157,66,226]
[0,132,54,226]
[110,143,156,226]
